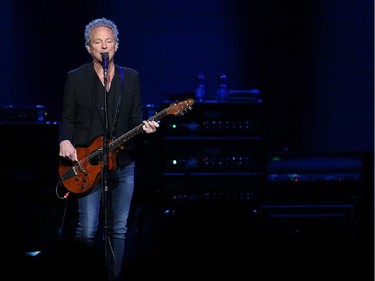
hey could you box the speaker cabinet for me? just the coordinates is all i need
[257,203,356,243]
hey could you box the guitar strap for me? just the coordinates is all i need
[110,65,124,139]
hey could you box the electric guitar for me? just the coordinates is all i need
[58,98,195,194]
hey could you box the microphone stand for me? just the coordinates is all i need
[102,69,111,279]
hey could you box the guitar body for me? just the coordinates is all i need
[58,136,116,194]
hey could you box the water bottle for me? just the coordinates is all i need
[216,73,228,102]
[195,73,206,102]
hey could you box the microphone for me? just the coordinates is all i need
[101,52,109,77]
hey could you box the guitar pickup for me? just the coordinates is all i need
[77,161,88,175]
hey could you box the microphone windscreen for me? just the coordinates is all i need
[101,52,109,74]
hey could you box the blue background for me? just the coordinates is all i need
[0,0,373,153]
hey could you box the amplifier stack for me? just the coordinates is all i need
[257,151,371,244]
[159,100,267,207]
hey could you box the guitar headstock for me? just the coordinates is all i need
[166,98,195,116]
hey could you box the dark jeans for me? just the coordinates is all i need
[75,162,135,280]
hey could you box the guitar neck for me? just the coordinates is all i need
[108,108,168,152]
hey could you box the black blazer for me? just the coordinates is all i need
[58,62,144,166]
